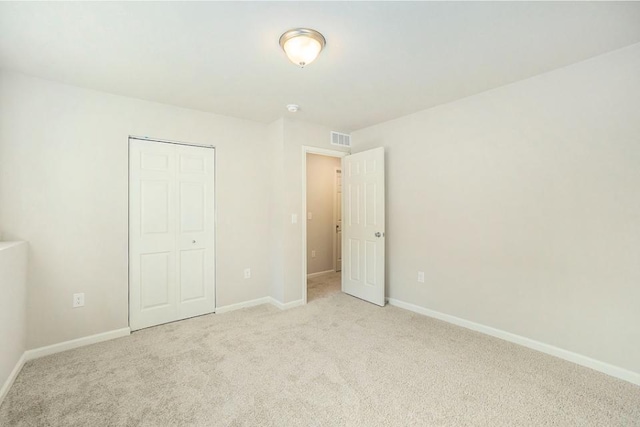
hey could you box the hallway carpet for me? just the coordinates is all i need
[307,271,341,302]
[1,283,638,426]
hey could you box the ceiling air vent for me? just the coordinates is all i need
[330,131,351,148]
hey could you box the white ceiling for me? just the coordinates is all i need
[1,2,640,132]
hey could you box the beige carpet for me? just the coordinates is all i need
[307,271,341,302]
[1,277,639,426]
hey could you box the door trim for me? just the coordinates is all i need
[301,146,349,305]
[129,135,214,149]
[333,166,342,273]
[128,136,217,331]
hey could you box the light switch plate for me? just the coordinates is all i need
[291,214,298,224]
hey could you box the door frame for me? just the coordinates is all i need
[333,166,342,272]
[301,146,349,304]
[128,135,217,330]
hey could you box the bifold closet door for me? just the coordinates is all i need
[129,139,215,331]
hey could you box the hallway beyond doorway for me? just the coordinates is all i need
[307,271,341,302]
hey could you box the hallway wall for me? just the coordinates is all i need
[306,154,341,275]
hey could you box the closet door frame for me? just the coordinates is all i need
[128,136,216,331]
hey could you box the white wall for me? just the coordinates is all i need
[306,154,341,274]
[276,118,350,304]
[352,43,640,374]
[0,242,27,402]
[0,71,272,349]
[267,118,285,303]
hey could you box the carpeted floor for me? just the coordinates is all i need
[1,274,639,426]
[307,271,341,302]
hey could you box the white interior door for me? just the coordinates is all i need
[129,138,215,331]
[342,147,385,306]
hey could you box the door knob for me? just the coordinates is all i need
[375,232,381,238]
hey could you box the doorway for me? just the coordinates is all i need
[303,149,346,303]
[128,137,215,331]
[302,146,386,306]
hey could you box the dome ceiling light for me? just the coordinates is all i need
[279,28,326,68]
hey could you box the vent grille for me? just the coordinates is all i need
[330,131,351,147]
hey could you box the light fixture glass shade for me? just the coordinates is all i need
[279,28,326,68]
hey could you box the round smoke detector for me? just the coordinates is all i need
[286,104,300,113]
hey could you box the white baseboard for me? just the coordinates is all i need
[1,296,306,403]
[216,297,272,314]
[387,298,640,386]
[0,353,26,406]
[24,327,131,361]
[269,297,305,310]
[306,269,335,278]
[216,296,305,313]
[2,328,131,404]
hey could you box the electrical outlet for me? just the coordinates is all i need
[307,212,313,220]
[244,268,251,279]
[73,293,85,308]
[311,250,316,258]
[417,271,425,283]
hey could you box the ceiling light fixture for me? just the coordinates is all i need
[286,104,299,113]
[279,28,326,68]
